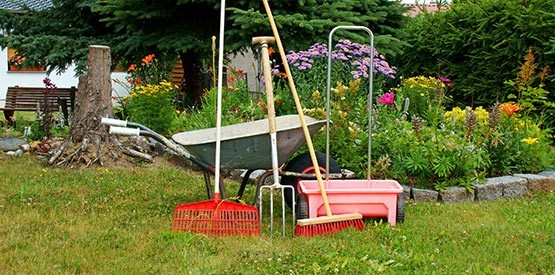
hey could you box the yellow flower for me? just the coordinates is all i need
[312,91,321,101]
[522,137,538,145]
[334,82,348,98]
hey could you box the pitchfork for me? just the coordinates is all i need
[253,36,296,236]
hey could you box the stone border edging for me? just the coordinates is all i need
[409,171,555,203]
[235,169,555,204]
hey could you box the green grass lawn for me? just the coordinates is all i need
[1,155,554,274]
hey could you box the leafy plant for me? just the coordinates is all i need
[392,75,451,125]
[124,80,178,135]
[505,48,555,130]
[125,54,175,86]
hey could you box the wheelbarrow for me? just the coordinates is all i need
[102,115,328,202]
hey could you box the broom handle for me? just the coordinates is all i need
[262,0,332,216]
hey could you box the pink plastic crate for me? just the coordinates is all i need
[298,179,403,225]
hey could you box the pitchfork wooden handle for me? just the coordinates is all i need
[252,36,276,45]
[252,36,277,134]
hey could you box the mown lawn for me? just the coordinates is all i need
[1,155,554,274]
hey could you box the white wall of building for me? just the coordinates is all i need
[0,47,129,109]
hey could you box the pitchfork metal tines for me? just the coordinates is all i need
[253,36,296,236]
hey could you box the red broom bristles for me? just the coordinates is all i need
[294,219,364,237]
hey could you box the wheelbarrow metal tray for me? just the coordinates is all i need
[298,179,403,225]
[172,115,325,169]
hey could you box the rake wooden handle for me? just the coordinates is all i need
[261,0,332,216]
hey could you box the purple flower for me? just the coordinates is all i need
[377,92,395,108]
[351,71,362,79]
[284,39,396,79]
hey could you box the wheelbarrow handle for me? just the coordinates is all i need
[108,125,214,172]
[109,126,140,136]
[101,117,128,127]
[102,117,154,132]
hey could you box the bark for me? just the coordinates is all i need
[48,45,144,167]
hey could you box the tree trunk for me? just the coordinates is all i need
[48,45,126,167]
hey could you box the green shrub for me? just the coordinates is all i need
[396,0,555,107]
[124,80,178,135]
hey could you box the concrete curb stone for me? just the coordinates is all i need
[474,176,527,201]
[515,173,555,194]
[440,186,475,203]
[412,188,439,202]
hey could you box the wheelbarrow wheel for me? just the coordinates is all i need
[396,192,405,223]
[281,152,341,212]
[296,193,309,220]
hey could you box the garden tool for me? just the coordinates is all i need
[253,36,296,236]
[170,0,259,236]
[261,0,364,236]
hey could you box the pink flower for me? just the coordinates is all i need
[439,76,453,87]
[377,92,395,108]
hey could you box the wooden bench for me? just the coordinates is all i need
[1,86,77,125]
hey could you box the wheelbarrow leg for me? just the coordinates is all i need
[203,170,212,199]
[237,169,256,201]
[202,170,226,200]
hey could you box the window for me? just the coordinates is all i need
[7,48,46,72]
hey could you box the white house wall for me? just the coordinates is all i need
[1,47,129,109]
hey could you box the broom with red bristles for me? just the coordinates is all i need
[261,0,364,237]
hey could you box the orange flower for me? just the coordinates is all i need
[235,69,245,78]
[268,47,276,56]
[227,75,236,84]
[141,54,155,65]
[258,100,267,112]
[127,64,137,72]
[500,103,520,116]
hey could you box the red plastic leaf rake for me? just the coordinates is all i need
[170,0,259,237]
[171,194,260,236]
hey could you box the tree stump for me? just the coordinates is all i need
[49,45,138,167]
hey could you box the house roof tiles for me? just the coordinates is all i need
[0,0,53,11]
